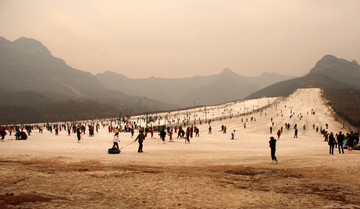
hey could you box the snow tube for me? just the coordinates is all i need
[20,132,27,140]
[108,148,121,154]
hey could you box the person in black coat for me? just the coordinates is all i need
[135,129,145,152]
[0,128,7,140]
[347,131,355,151]
[76,127,81,142]
[337,131,345,154]
[294,128,298,138]
[269,136,278,163]
[159,129,166,144]
[328,132,336,155]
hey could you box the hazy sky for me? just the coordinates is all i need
[1,0,359,78]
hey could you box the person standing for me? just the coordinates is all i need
[0,128,7,140]
[231,130,236,140]
[159,129,166,144]
[130,127,134,137]
[134,129,145,153]
[194,126,200,137]
[294,128,298,138]
[169,131,173,142]
[277,130,281,140]
[347,131,355,151]
[150,127,154,138]
[337,131,345,154]
[328,132,336,155]
[269,136,278,163]
[113,132,120,150]
[185,127,190,144]
[76,127,81,143]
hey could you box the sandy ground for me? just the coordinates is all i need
[1,88,360,209]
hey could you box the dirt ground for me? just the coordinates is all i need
[1,155,360,209]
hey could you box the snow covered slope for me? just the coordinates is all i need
[0,88,355,165]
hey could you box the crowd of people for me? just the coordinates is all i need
[1,100,359,164]
[322,130,359,154]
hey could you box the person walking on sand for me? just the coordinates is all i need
[269,136,278,163]
[113,132,120,150]
[134,129,145,153]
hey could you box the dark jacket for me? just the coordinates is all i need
[135,132,145,143]
[328,134,337,145]
[269,137,276,149]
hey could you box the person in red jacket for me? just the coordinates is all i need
[169,131,173,142]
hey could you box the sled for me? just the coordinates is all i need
[16,132,27,140]
[108,148,121,154]
[20,132,28,140]
[353,146,360,150]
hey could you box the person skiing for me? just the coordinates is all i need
[269,136,278,163]
[231,130,235,140]
[134,129,145,153]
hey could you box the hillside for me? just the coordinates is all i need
[0,37,177,123]
[95,68,293,107]
[247,55,360,126]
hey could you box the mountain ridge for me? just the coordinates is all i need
[0,37,177,123]
[95,68,293,107]
[246,54,360,126]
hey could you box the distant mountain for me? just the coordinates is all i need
[246,55,360,126]
[0,37,177,123]
[0,37,118,100]
[96,68,293,107]
[247,55,360,99]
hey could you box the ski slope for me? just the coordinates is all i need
[0,88,355,165]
